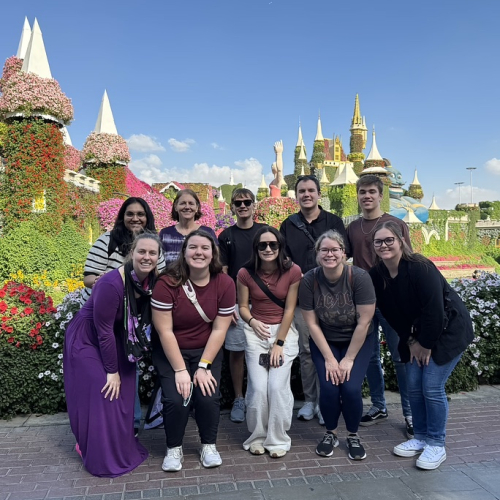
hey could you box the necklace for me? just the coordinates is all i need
[360,215,383,235]
[258,269,278,287]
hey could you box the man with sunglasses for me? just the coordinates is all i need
[280,175,349,424]
[218,188,267,423]
[346,174,414,438]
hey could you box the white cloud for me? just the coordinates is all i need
[211,142,225,150]
[485,158,500,175]
[129,154,164,185]
[168,138,195,153]
[127,134,165,152]
[438,185,499,209]
[129,156,266,193]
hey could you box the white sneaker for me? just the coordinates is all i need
[297,401,316,421]
[393,439,426,457]
[416,445,446,470]
[200,444,222,468]
[316,406,325,426]
[162,446,183,472]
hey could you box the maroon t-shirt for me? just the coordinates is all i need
[237,264,302,324]
[151,273,236,349]
[347,213,412,271]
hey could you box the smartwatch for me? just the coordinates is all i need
[276,339,285,347]
[198,361,212,370]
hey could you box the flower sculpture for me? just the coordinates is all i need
[64,145,81,171]
[0,63,74,124]
[82,132,131,165]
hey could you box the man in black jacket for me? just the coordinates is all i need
[280,175,349,424]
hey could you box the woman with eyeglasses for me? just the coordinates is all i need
[237,227,301,458]
[369,221,473,470]
[299,230,376,461]
[151,230,235,472]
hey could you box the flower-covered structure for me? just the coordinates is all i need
[82,132,130,165]
[64,145,81,171]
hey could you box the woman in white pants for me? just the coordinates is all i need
[237,227,301,458]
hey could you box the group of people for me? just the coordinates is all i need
[63,175,473,478]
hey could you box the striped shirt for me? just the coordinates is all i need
[151,273,236,349]
[80,231,166,304]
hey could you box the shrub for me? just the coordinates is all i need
[254,197,298,228]
[82,132,131,164]
[0,282,64,419]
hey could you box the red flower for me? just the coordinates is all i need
[7,337,14,343]
[0,290,5,298]
[39,307,46,314]
[0,302,7,313]
[5,326,14,333]
[24,307,34,315]
[36,322,42,329]
[36,335,43,345]
[10,307,18,315]
[15,342,21,348]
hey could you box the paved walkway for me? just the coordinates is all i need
[1,387,500,500]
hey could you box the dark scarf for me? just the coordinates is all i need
[123,261,156,362]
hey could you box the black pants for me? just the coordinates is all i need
[153,347,223,448]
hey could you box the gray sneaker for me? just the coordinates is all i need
[230,397,246,423]
[162,446,183,472]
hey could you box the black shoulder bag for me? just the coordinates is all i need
[289,213,316,245]
[247,268,285,309]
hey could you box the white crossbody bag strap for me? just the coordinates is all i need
[181,279,211,323]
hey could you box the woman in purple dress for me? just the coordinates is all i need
[159,189,217,264]
[64,233,161,477]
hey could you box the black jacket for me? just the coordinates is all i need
[280,209,349,274]
[369,258,474,365]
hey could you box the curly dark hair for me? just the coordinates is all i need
[160,229,223,286]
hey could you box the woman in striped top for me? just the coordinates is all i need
[151,229,236,472]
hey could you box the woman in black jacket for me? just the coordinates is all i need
[369,221,473,470]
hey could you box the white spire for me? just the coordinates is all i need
[21,18,52,78]
[296,121,303,147]
[403,209,422,223]
[330,163,359,186]
[94,90,118,135]
[315,113,324,141]
[218,188,225,202]
[61,126,73,146]
[259,175,267,189]
[366,127,383,161]
[298,143,307,161]
[411,169,421,185]
[16,17,32,59]
[429,195,440,210]
[229,170,235,186]
[300,164,306,176]
[320,168,329,184]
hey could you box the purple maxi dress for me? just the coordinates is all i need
[64,270,148,477]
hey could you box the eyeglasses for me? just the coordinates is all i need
[233,199,253,207]
[373,237,396,247]
[318,247,343,255]
[125,211,147,218]
[257,241,279,251]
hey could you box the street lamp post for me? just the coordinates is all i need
[466,168,477,205]
[454,182,464,205]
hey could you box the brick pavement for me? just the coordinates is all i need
[1,387,499,500]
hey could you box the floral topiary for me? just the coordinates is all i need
[64,145,81,171]
[0,56,23,91]
[254,197,299,228]
[0,71,74,124]
[82,132,131,165]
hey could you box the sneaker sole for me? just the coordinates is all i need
[416,453,446,470]
[348,452,367,460]
[359,416,388,427]
[230,416,245,423]
[393,447,424,458]
[297,414,315,421]
[316,440,339,457]
[202,460,222,468]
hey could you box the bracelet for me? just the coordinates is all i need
[174,368,187,373]
[200,358,212,365]
[248,317,254,326]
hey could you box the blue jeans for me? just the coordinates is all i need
[310,333,374,433]
[365,309,411,417]
[134,368,141,429]
[405,353,462,446]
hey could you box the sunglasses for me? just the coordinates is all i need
[373,237,396,248]
[233,199,253,207]
[257,241,280,251]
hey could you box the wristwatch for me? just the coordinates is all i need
[198,361,212,370]
[276,339,285,347]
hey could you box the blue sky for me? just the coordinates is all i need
[1,0,499,208]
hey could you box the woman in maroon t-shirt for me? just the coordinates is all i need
[237,227,301,458]
[151,230,235,472]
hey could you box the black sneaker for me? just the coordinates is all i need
[405,417,414,439]
[346,435,367,460]
[359,406,388,426]
[316,432,339,457]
